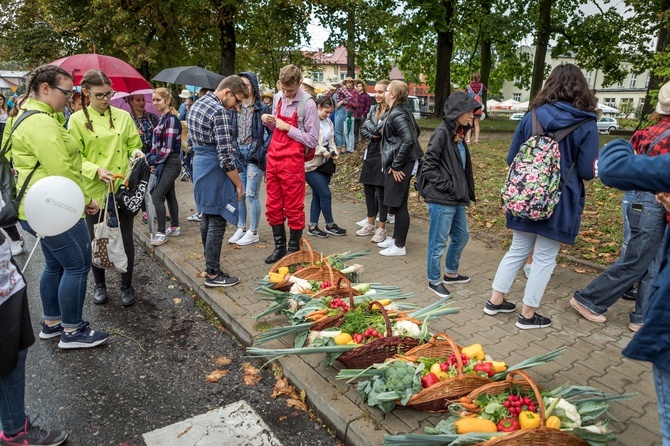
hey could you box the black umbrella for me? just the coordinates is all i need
[152,66,224,90]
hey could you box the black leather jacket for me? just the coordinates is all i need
[380,103,423,170]
[420,91,480,206]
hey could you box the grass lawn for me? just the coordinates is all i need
[331,123,625,268]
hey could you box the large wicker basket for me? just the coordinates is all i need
[268,238,320,274]
[271,260,349,292]
[465,370,588,446]
[337,301,420,369]
[399,332,463,361]
[403,334,492,412]
[309,277,357,331]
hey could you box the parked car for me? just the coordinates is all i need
[509,113,525,121]
[597,116,619,134]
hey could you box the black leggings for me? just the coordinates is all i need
[152,153,181,233]
[388,185,411,248]
[86,208,135,289]
[363,184,388,223]
[2,224,21,241]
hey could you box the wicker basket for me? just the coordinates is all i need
[399,332,463,362]
[311,276,362,299]
[271,260,348,292]
[403,334,492,412]
[268,238,320,274]
[465,371,588,446]
[309,278,357,331]
[337,301,420,369]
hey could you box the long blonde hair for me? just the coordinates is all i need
[153,87,179,116]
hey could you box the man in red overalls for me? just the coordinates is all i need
[261,64,319,264]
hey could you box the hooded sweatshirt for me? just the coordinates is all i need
[505,101,598,244]
[420,91,480,206]
[230,71,272,170]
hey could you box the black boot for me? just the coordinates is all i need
[287,229,303,254]
[264,225,287,264]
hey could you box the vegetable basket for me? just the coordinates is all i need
[399,332,463,361]
[466,370,588,446]
[311,276,362,299]
[268,238,320,274]
[310,278,357,331]
[271,260,349,292]
[404,334,492,412]
[337,300,420,369]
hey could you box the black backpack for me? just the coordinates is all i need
[115,159,151,217]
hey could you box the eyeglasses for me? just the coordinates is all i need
[89,90,115,100]
[234,94,244,105]
[53,86,73,99]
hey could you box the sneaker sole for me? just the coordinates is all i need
[236,239,259,246]
[58,338,108,349]
[205,280,240,288]
[151,240,168,246]
[569,298,606,323]
[39,331,62,340]
[356,231,376,237]
[427,285,451,298]
[324,230,346,236]
[308,232,328,238]
[443,278,471,284]
[483,306,516,316]
[515,321,551,329]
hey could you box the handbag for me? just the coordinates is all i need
[315,157,336,175]
[115,159,150,217]
[0,110,44,227]
[92,186,128,273]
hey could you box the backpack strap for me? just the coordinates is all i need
[296,93,314,133]
[1,110,43,159]
[552,119,593,143]
[531,110,544,136]
[645,128,670,156]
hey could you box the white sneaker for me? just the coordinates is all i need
[356,218,368,227]
[10,239,25,256]
[236,230,259,246]
[371,227,387,243]
[376,215,395,224]
[376,236,394,248]
[228,228,246,244]
[356,224,376,236]
[379,244,406,256]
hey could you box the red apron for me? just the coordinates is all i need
[265,99,306,230]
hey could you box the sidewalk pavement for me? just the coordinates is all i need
[134,179,662,446]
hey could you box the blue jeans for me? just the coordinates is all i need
[333,107,346,148]
[20,219,91,328]
[200,214,227,276]
[426,204,469,282]
[237,146,263,232]
[305,170,334,227]
[492,231,561,308]
[654,365,670,445]
[574,192,666,316]
[622,190,634,256]
[0,349,27,436]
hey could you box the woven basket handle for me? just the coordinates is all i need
[369,300,393,337]
[427,332,450,345]
[442,334,464,375]
[505,370,546,428]
[335,276,355,308]
[299,237,315,264]
[325,258,335,284]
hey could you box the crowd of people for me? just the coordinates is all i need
[1,60,670,445]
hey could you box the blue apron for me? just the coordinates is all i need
[192,144,238,226]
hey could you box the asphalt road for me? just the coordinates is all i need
[15,235,340,446]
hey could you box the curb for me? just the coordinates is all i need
[132,226,383,446]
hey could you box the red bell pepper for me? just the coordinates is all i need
[497,418,521,432]
[421,372,441,388]
[473,362,495,377]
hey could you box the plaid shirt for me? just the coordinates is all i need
[186,92,236,172]
[131,111,158,153]
[150,112,182,162]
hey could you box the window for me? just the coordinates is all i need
[617,79,624,87]
[620,98,633,105]
[513,93,522,101]
[340,72,347,81]
[639,98,645,108]
[604,98,616,107]
[585,71,592,84]
[646,75,650,88]
[630,73,637,88]
[312,71,324,83]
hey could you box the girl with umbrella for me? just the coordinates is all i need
[68,70,144,307]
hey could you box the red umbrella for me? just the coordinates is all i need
[51,54,151,93]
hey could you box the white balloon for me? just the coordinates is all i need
[24,176,85,237]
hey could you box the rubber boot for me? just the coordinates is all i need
[264,225,287,264]
[287,229,303,254]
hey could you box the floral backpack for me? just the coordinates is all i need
[501,111,590,220]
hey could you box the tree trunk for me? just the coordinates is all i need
[432,0,456,119]
[641,0,670,120]
[479,0,492,109]
[218,3,236,76]
[530,0,552,101]
[346,9,356,76]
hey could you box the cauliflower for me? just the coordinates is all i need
[545,397,581,428]
[392,320,421,337]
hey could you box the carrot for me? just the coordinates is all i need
[396,316,423,325]
[307,315,327,322]
[305,309,328,318]
[459,397,472,404]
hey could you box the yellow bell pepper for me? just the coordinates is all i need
[519,411,541,430]
[278,267,289,276]
[488,361,507,373]
[334,333,353,345]
[371,299,391,310]
[268,272,285,283]
[546,416,561,429]
[461,344,485,361]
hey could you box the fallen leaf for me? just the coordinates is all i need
[279,415,288,421]
[206,369,228,383]
[485,222,493,228]
[243,363,262,386]
[214,356,232,366]
[574,268,587,274]
[256,244,267,249]
[196,270,207,278]
[233,245,241,250]
[188,252,203,260]
[168,284,176,289]
[271,376,294,398]
[173,298,182,304]
[286,398,308,411]
[177,426,192,439]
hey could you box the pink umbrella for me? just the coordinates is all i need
[51,54,152,93]
[111,89,160,117]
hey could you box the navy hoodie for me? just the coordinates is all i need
[505,101,598,244]
[231,71,272,170]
